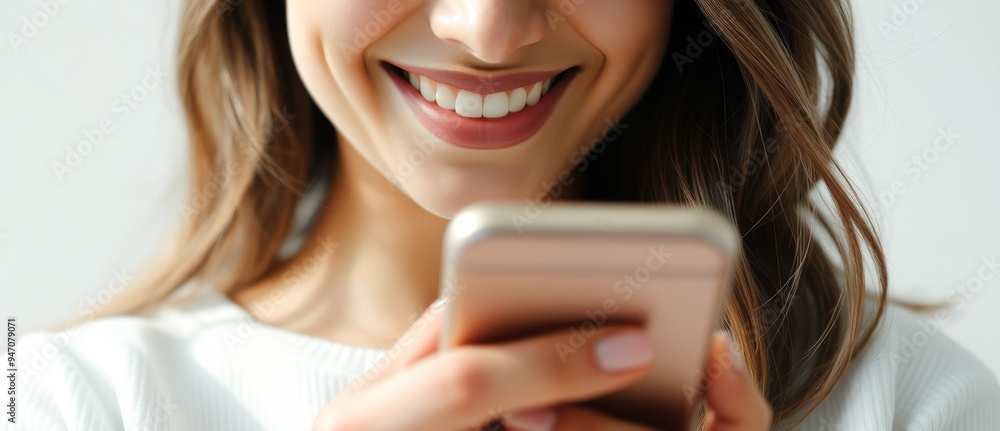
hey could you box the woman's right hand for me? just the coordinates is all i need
[311,299,771,431]
[311,298,657,431]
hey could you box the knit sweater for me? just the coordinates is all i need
[9,289,1000,430]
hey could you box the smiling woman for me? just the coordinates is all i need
[282,0,673,216]
[15,0,1000,430]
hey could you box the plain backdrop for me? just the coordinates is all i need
[2,0,998,380]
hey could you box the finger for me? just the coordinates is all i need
[703,332,772,431]
[331,325,654,430]
[343,297,447,392]
[386,297,448,368]
[503,405,658,431]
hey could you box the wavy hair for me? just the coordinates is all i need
[89,0,887,427]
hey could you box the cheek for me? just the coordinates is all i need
[318,0,413,54]
[289,0,410,103]
[568,1,672,51]
[569,0,672,93]
[557,0,672,150]
[286,0,417,164]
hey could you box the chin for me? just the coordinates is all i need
[401,169,541,219]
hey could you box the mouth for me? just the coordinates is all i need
[382,61,579,150]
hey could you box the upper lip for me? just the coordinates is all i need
[383,61,571,95]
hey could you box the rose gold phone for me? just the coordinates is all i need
[436,201,740,430]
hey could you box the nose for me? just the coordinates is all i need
[429,0,547,64]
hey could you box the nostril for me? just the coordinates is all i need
[428,0,548,64]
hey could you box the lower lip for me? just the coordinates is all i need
[384,64,577,150]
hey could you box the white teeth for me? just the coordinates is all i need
[403,70,560,118]
[509,87,527,113]
[436,85,456,110]
[419,76,436,102]
[483,92,509,118]
[408,72,420,90]
[526,82,542,106]
[455,90,483,118]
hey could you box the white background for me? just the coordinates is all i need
[1,0,998,378]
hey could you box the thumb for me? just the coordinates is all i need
[704,332,772,431]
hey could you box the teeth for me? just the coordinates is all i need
[509,87,527,113]
[455,90,483,118]
[419,76,436,102]
[408,72,420,90]
[483,92,509,118]
[436,85,456,110]
[526,82,542,107]
[403,70,559,119]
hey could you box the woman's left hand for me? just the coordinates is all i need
[501,332,772,431]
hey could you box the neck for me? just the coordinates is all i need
[229,134,449,348]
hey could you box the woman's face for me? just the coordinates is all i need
[287,0,674,217]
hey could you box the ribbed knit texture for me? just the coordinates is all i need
[11,290,1000,430]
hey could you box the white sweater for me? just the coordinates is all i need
[9,289,1000,430]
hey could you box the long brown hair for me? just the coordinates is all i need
[90,0,886,427]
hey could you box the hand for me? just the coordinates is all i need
[697,332,773,431]
[500,333,772,431]
[311,300,771,430]
[311,299,653,430]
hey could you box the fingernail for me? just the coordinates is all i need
[430,297,448,309]
[594,329,653,373]
[503,408,557,431]
[725,332,746,373]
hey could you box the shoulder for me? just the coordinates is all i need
[14,288,387,430]
[14,290,240,430]
[791,301,1000,430]
[17,318,151,430]
[16,307,204,429]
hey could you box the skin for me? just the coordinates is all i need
[229,0,773,428]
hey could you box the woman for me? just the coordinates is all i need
[18,0,999,429]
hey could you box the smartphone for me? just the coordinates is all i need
[436,201,740,430]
